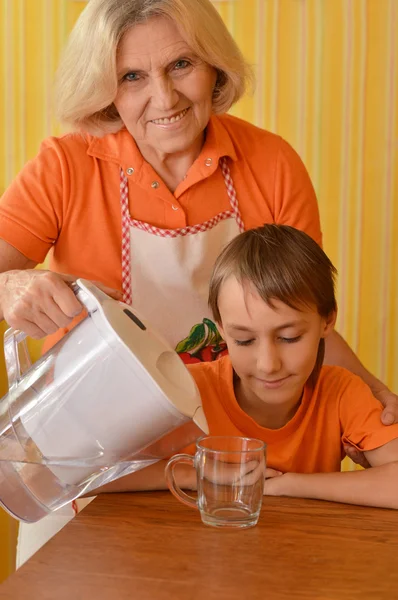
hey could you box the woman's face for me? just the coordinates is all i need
[114,17,217,157]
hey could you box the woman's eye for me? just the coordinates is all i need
[174,59,190,70]
[234,339,254,347]
[280,336,302,344]
[124,72,140,82]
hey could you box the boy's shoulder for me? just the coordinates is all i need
[318,364,364,387]
[315,365,375,406]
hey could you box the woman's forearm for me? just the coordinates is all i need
[325,330,388,395]
[278,462,398,509]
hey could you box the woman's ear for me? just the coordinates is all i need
[322,310,337,338]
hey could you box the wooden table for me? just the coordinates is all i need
[1,491,397,599]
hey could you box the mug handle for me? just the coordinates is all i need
[164,454,198,510]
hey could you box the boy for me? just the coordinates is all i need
[100,225,398,507]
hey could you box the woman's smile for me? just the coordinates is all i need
[149,107,190,128]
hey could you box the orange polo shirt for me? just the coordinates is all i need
[187,357,398,473]
[0,114,321,292]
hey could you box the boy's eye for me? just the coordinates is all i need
[234,339,254,347]
[279,335,302,344]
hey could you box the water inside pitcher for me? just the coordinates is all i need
[0,398,198,523]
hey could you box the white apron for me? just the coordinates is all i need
[119,157,244,362]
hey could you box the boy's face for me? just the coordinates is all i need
[217,277,335,411]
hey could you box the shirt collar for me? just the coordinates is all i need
[201,114,238,163]
[86,114,237,169]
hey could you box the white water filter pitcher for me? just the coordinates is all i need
[0,279,208,522]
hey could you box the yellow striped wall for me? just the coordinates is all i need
[0,0,397,581]
[1,0,397,388]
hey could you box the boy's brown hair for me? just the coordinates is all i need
[208,224,337,387]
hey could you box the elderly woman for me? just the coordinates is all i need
[0,0,396,436]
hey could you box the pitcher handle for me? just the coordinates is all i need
[4,328,32,389]
[164,454,198,510]
[2,280,105,388]
[70,279,114,315]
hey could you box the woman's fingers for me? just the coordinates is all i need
[4,315,48,340]
[50,280,84,320]
[2,270,81,338]
[91,280,123,301]
[1,270,123,340]
[7,304,71,338]
[42,296,81,329]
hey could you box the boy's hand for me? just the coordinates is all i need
[263,468,285,496]
[204,459,264,486]
[343,445,371,469]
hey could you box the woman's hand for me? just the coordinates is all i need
[344,387,398,469]
[372,386,398,426]
[0,269,122,339]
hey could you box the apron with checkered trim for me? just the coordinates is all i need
[119,157,244,364]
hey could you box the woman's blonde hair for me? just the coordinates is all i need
[55,0,253,135]
[208,225,338,388]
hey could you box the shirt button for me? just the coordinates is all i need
[204,158,212,167]
[151,181,160,189]
[126,167,134,175]
[172,205,179,211]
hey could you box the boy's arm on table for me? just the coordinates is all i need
[88,459,197,495]
[325,330,398,426]
[264,438,398,509]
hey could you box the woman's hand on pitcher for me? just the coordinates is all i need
[0,269,122,339]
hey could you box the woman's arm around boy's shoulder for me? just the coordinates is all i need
[264,367,398,509]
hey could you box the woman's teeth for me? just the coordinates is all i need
[151,108,188,125]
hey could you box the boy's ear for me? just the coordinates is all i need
[322,310,337,338]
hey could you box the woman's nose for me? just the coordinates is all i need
[150,75,179,111]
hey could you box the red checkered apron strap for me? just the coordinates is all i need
[120,169,133,305]
[119,158,243,305]
[219,157,245,233]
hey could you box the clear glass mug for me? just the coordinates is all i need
[165,436,266,529]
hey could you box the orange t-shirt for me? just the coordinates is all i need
[0,114,321,293]
[187,357,398,473]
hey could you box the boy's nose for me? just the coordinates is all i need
[256,346,282,376]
